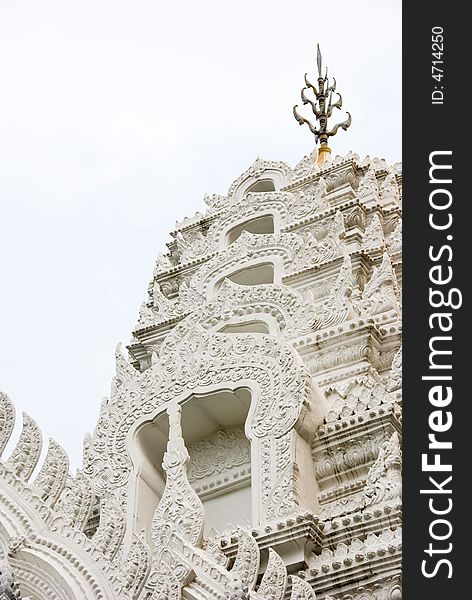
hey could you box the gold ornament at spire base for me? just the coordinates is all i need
[293,44,351,166]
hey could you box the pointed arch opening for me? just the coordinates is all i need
[218,320,270,335]
[213,263,275,297]
[226,214,275,246]
[132,388,252,542]
[245,178,276,193]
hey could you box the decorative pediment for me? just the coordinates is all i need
[206,191,291,248]
[176,228,217,264]
[227,158,292,200]
[190,231,303,298]
[84,323,326,533]
[353,253,400,318]
[362,213,385,250]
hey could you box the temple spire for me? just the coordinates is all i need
[293,44,352,166]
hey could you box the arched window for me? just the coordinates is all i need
[245,178,276,193]
[132,389,252,541]
[218,320,270,334]
[226,214,275,246]
[214,263,275,296]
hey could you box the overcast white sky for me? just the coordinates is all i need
[0,0,401,471]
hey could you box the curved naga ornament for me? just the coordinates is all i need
[257,548,288,600]
[290,576,317,600]
[5,412,42,481]
[231,529,261,591]
[293,44,351,165]
[33,439,69,506]
[151,403,205,583]
[119,529,151,597]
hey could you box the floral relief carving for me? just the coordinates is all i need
[114,342,138,388]
[290,149,318,181]
[85,325,318,505]
[206,192,288,247]
[308,527,402,577]
[386,346,402,393]
[264,461,300,519]
[0,561,26,600]
[287,177,330,221]
[176,228,217,264]
[324,164,357,194]
[152,282,185,321]
[380,173,401,206]
[135,301,158,330]
[324,377,394,423]
[298,253,355,336]
[190,230,301,297]
[290,211,345,273]
[187,429,250,483]
[322,575,402,600]
[226,158,292,199]
[144,563,181,600]
[314,428,390,484]
[363,433,402,506]
[160,278,323,351]
[153,252,173,276]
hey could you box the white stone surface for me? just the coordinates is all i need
[0,151,402,599]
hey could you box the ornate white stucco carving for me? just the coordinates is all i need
[354,253,400,318]
[362,213,385,249]
[387,220,402,255]
[55,470,95,531]
[257,548,287,600]
[187,429,250,483]
[6,414,42,482]
[386,346,402,393]
[92,497,126,561]
[151,404,205,583]
[363,433,402,506]
[289,576,317,600]
[33,439,69,507]
[0,150,401,599]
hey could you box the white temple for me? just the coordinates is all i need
[0,47,402,600]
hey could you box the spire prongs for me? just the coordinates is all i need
[304,73,318,95]
[293,44,351,165]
